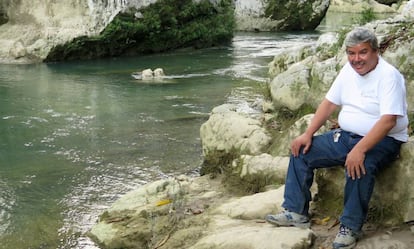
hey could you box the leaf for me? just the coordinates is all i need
[312,216,331,225]
[155,199,172,206]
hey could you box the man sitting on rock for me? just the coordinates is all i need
[265,27,408,249]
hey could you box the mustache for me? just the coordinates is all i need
[351,61,365,66]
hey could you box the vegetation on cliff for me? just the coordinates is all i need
[264,0,329,30]
[0,1,8,25]
[45,0,235,62]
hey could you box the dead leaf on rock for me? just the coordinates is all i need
[312,216,331,225]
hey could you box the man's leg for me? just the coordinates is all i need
[334,135,402,249]
[282,129,349,216]
[340,135,402,232]
[266,129,349,227]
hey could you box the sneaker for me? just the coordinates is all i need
[332,224,359,249]
[265,210,310,228]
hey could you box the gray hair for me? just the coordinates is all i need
[344,27,379,51]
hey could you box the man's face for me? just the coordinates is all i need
[346,42,379,76]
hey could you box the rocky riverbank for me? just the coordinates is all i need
[88,1,414,248]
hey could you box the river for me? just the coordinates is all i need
[0,11,381,249]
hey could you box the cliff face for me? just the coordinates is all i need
[0,0,398,64]
[0,0,155,63]
[44,0,235,62]
[0,0,235,63]
[234,0,330,31]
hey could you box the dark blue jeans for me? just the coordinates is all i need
[282,129,402,232]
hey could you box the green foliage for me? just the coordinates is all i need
[408,112,414,136]
[357,7,377,25]
[46,0,235,61]
[274,103,315,124]
[265,0,288,20]
[378,22,414,81]
[223,169,281,195]
[322,27,351,59]
[336,28,349,48]
[200,148,240,177]
[263,103,316,147]
[264,0,319,30]
[0,9,7,25]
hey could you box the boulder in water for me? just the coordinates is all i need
[132,68,166,81]
[141,68,154,80]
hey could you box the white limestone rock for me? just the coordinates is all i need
[269,57,313,111]
[329,0,397,13]
[0,0,156,63]
[153,68,165,77]
[190,219,314,249]
[200,104,272,160]
[233,153,289,184]
[141,68,154,80]
[212,187,285,219]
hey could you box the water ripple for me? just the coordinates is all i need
[0,179,16,235]
[58,162,166,249]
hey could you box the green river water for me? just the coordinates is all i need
[0,11,379,248]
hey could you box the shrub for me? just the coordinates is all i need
[45,0,235,61]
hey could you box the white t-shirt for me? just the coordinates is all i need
[326,57,408,142]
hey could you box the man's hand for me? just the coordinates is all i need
[345,148,366,180]
[291,133,313,157]
[289,99,338,157]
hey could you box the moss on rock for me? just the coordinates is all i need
[200,148,240,177]
[45,0,235,62]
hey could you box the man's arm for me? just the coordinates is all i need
[345,114,397,179]
[291,98,338,156]
[304,98,339,136]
